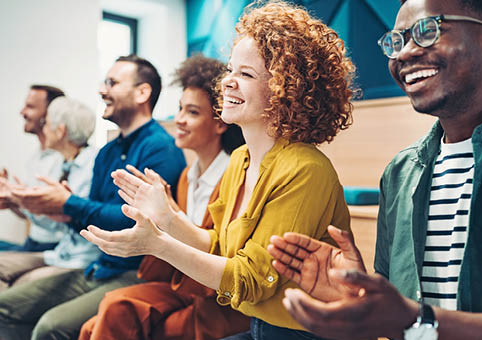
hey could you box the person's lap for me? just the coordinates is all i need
[0,251,45,291]
[221,318,329,340]
[0,268,141,340]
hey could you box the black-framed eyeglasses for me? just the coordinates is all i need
[103,78,119,89]
[103,78,144,90]
[378,14,482,59]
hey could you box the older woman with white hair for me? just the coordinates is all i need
[0,96,100,290]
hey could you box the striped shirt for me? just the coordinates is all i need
[421,137,473,310]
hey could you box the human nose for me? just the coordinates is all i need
[99,81,108,96]
[221,73,237,90]
[174,110,185,125]
[396,36,424,62]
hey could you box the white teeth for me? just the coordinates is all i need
[405,69,438,84]
[224,96,244,104]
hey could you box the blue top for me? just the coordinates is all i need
[64,119,186,279]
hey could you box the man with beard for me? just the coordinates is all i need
[267,0,482,339]
[0,55,186,340]
[0,85,65,252]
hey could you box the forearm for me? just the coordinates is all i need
[435,308,482,340]
[65,195,133,231]
[165,212,213,252]
[154,232,226,290]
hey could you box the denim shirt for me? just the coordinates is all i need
[64,119,186,279]
[375,121,482,312]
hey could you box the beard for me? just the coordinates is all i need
[104,102,137,128]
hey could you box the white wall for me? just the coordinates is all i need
[0,0,187,244]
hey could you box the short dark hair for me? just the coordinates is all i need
[172,55,245,154]
[116,54,162,111]
[30,84,65,107]
[400,0,482,14]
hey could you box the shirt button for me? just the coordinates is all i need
[120,154,126,161]
[267,275,274,283]
[416,290,421,300]
[224,291,231,297]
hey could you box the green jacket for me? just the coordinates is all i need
[374,121,482,311]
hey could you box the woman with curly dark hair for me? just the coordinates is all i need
[82,2,355,339]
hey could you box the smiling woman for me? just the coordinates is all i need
[80,2,356,339]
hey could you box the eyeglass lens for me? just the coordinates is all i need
[380,17,439,58]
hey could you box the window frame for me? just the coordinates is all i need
[102,11,138,54]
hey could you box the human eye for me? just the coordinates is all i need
[188,109,199,115]
[241,72,254,78]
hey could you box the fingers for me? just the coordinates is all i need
[117,189,135,206]
[13,175,22,185]
[267,242,305,270]
[80,226,120,255]
[281,232,323,252]
[112,169,145,187]
[125,164,152,184]
[283,289,329,332]
[329,270,388,294]
[271,259,302,284]
[36,175,58,186]
[144,168,167,186]
[269,234,315,259]
[112,171,142,198]
[121,204,150,225]
[327,226,363,263]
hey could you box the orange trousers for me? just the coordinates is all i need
[78,281,250,340]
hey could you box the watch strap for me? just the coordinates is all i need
[421,303,435,325]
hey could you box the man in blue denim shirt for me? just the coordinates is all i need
[0,55,186,340]
[267,0,482,339]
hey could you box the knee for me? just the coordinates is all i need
[32,313,69,340]
[98,293,137,322]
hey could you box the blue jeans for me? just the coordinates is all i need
[0,237,58,252]
[221,317,330,340]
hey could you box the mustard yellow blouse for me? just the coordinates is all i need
[208,138,351,330]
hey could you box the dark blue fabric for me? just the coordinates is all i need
[0,237,58,252]
[63,119,186,280]
[221,318,329,340]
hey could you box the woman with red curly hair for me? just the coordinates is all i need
[81,1,355,339]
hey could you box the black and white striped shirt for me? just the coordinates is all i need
[421,137,473,310]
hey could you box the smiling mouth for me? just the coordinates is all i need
[404,69,439,85]
[224,96,245,105]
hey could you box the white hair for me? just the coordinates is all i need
[47,97,95,146]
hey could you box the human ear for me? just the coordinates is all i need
[135,83,152,106]
[56,123,67,141]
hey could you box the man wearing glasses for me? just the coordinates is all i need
[0,55,186,340]
[267,0,482,339]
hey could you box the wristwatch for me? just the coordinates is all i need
[404,303,438,340]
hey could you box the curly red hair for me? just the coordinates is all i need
[228,1,356,145]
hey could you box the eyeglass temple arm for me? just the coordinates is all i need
[442,14,482,25]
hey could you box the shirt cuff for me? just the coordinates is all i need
[217,257,237,306]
